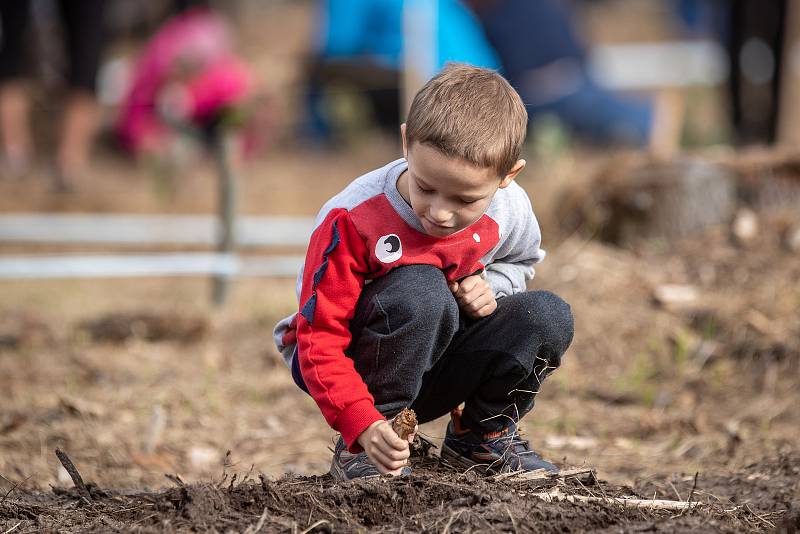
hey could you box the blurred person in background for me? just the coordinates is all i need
[115,5,252,159]
[676,0,788,145]
[302,0,500,144]
[465,0,654,146]
[303,0,655,147]
[0,0,107,190]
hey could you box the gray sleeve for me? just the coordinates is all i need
[483,185,545,299]
[485,262,532,298]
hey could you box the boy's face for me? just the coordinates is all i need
[400,125,525,237]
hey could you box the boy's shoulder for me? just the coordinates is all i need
[315,159,407,224]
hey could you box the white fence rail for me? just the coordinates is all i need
[0,253,304,279]
[0,214,314,247]
[0,214,311,280]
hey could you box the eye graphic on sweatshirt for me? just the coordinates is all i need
[375,234,402,263]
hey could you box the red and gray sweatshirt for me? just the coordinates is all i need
[272,158,545,451]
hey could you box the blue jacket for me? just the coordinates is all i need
[317,0,501,75]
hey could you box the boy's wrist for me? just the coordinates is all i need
[355,420,385,449]
[335,399,385,452]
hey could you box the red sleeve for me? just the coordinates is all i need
[296,208,384,451]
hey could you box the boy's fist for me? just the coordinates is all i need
[357,420,411,475]
[450,273,497,319]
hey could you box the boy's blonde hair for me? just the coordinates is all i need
[405,63,527,177]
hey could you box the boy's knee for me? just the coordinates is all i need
[515,290,574,352]
[379,265,459,327]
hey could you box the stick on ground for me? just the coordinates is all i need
[534,488,702,511]
[54,449,92,501]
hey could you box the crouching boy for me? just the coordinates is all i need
[274,64,574,481]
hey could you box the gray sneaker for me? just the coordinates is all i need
[329,436,380,481]
[441,410,559,474]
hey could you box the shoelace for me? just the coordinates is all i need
[496,432,538,457]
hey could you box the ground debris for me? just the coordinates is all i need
[0,311,54,350]
[2,456,794,533]
[78,310,208,343]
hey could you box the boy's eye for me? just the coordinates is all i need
[417,184,434,194]
[460,198,479,204]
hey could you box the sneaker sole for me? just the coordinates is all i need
[440,442,498,474]
[441,443,557,475]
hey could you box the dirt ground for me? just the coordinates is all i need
[3,453,799,533]
[2,144,799,532]
[2,2,799,532]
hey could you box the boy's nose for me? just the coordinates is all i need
[429,203,452,223]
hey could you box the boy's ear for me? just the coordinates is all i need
[400,123,408,159]
[499,159,526,188]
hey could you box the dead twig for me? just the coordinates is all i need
[131,512,159,527]
[667,480,683,502]
[306,492,341,521]
[442,510,462,534]
[54,449,92,501]
[300,519,331,534]
[744,503,776,529]
[0,476,28,507]
[573,473,600,499]
[243,507,269,534]
[534,488,703,511]
[490,469,526,481]
[2,521,22,534]
[687,472,699,504]
[691,488,724,503]
[505,504,519,534]
[477,511,501,533]
[678,471,700,517]
[164,474,185,487]
[107,503,155,516]
[493,467,595,483]
[0,486,15,506]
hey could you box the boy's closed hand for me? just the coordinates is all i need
[450,273,496,319]
[356,420,411,475]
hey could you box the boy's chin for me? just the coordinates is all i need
[422,220,461,237]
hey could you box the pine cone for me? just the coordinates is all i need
[391,408,417,440]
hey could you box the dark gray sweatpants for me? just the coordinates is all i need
[346,265,574,433]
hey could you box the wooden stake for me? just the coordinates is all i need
[209,126,238,307]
